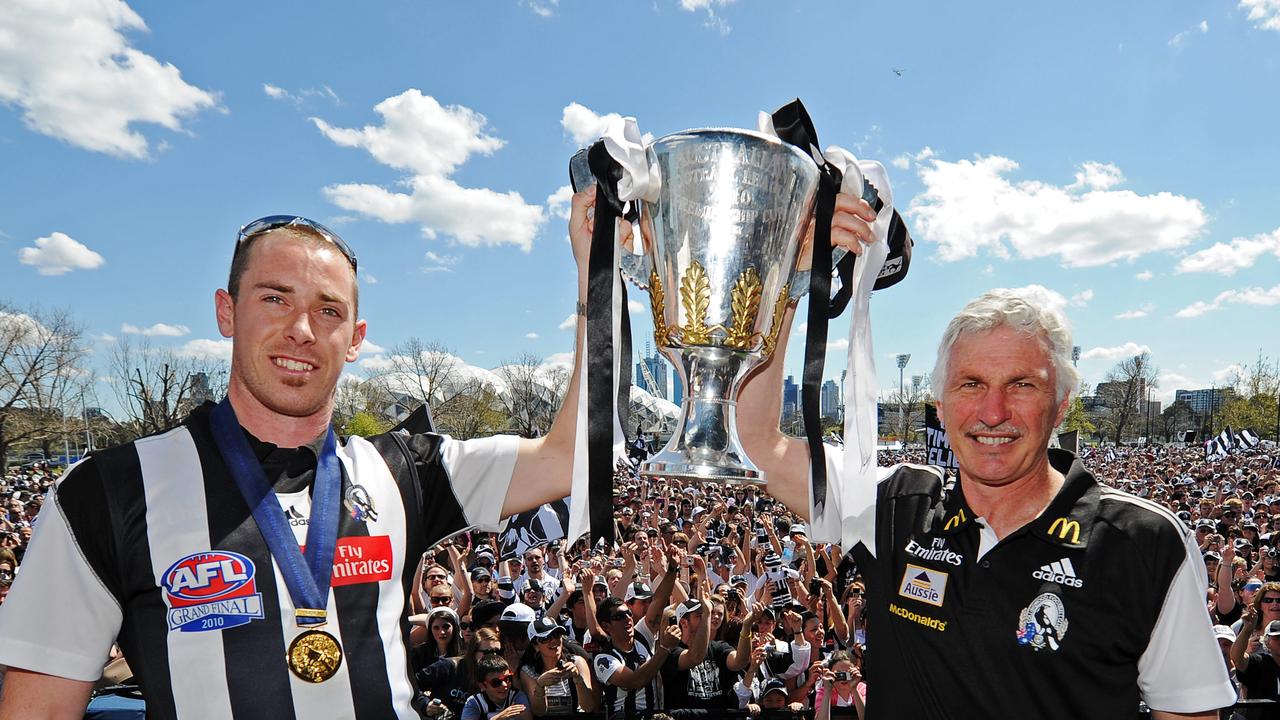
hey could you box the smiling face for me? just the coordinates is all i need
[216,231,365,432]
[936,325,1068,490]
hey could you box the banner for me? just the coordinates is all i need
[499,499,571,560]
[924,404,959,471]
[1057,430,1079,455]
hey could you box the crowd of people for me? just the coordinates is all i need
[5,436,1265,717]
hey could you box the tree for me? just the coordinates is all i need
[1218,353,1280,441]
[1096,352,1158,444]
[1060,396,1096,436]
[887,375,932,445]
[0,303,88,469]
[343,411,389,437]
[109,336,228,439]
[365,338,474,427]
[493,353,568,438]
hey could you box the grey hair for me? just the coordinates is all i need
[931,287,1079,405]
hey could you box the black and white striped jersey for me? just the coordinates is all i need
[0,404,517,719]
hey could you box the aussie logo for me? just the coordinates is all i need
[898,563,948,607]
[161,551,264,633]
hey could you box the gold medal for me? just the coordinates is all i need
[286,629,343,683]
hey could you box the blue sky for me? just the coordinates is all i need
[2,0,1279,416]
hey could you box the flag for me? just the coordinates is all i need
[1105,448,1117,463]
[1217,427,1236,453]
[1058,430,1079,455]
[1240,429,1261,448]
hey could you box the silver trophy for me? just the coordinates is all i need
[634,128,819,485]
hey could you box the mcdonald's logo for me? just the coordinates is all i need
[943,509,967,531]
[1048,517,1081,544]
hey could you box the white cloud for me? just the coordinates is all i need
[1175,283,1280,317]
[521,0,559,16]
[891,155,911,170]
[358,354,395,371]
[17,232,105,275]
[1113,303,1154,320]
[360,339,387,355]
[178,338,233,362]
[544,351,574,367]
[1156,371,1199,404]
[679,0,736,34]
[0,0,218,159]
[0,311,53,345]
[525,332,540,340]
[1169,19,1209,47]
[422,251,459,273]
[547,184,574,220]
[561,102,623,146]
[558,314,577,331]
[1070,289,1093,307]
[121,322,190,337]
[94,333,117,343]
[314,90,544,251]
[1135,270,1154,280]
[1241,0,1280,31]
[826,338,849,352]
[1213,363,1246,384]
[628,299,645,314]
[1080,341,1152,361]
[906,153,1206,267]
[364,273,379,284]
[1175,227,1280,275]
[263,83,340,106]
[1067,162,1125,191]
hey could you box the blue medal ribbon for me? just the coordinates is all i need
[210,398,342,627]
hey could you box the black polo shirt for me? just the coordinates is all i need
[851,450,1234,719]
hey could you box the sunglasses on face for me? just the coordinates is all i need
[487,673,514,688]
[235,215,357,274]
[426,575,448,582]
[430,596,453,606]
[460,622,472,631]
[610,612,633,622]
[1263,597,1280,604]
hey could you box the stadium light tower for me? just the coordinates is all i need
[1072,346,1081,367]
[896,354,911,445]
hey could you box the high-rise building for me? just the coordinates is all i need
[1174,388,1233,417]
[635,343,670,400]
[820,379,841,418]
[783,375,799,417]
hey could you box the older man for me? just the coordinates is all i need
[744,282,1235,719]
[0,188,608,719]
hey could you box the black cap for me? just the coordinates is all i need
[528,615,568,641]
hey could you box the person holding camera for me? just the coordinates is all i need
[518,616,596,716]
[812,650,865,720]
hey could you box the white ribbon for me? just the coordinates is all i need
[602,117,659,203]
[565,118,646,547]
[826,146,892,556]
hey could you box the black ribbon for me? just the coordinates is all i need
[770,99,840,517]
[584,141,626,546]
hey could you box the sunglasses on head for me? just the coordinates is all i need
[487,673,514,688]
[235,215,357,274]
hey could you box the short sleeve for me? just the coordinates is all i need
[1137,527,1238,712]
[0,484,123,681]
[593,653,622,685]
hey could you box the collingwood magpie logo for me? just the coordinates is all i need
[284,505,308,528]
[905,537,963,566]
[1017,592,1069,652]
[344,484,378,523]
[1032,558,1083,588]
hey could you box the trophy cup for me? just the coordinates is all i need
[634,128,819,485]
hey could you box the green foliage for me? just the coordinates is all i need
[344,411,389,437]
[1061,396,1095,435]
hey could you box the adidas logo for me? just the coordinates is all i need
[1032,558,1082,588]
[285,505,308,527]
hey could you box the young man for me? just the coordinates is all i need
[460,654,529,720]
[591,597,677,719]
[0,188,608,719]
[739,279,1237,718]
